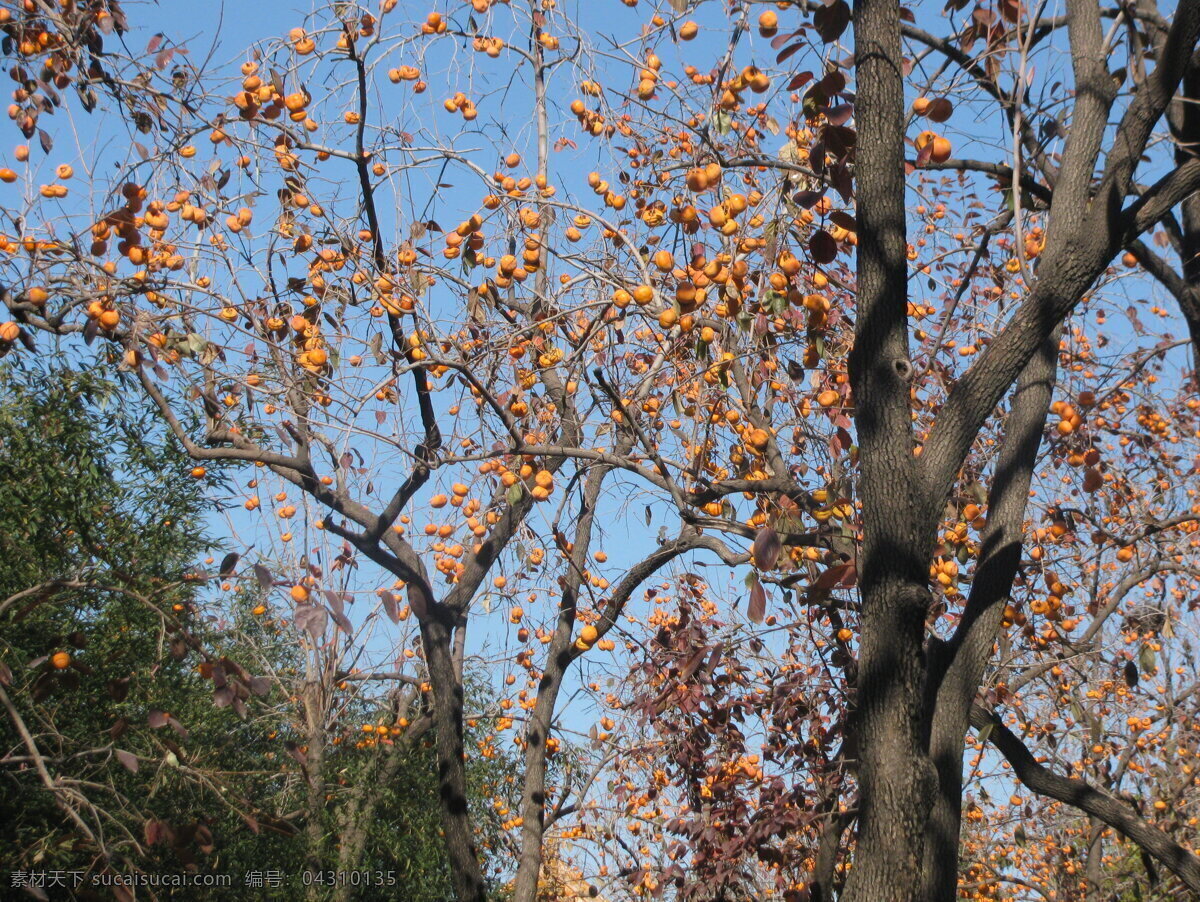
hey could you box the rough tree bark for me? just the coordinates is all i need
[840,0,1200,896]
[418,598,486,902]
[842,0,939,897]
[920,330,1060,901]
[302,660,329,902]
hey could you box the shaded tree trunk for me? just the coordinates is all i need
[843,0,939,896]
[919,330,1060,901]
[419,595,486,902]
[302,658,328,902]
[510,467,607,902]
[1084,816,1106,898]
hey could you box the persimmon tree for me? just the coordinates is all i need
[0,3,754,898]
[4,0,1200,900]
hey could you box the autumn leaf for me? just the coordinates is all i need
[748,575,768,624]
[809,229,838,264]
[294,604,327,641]
[752,526,782,570]
[806,563,858,604]
[380,590,400,623]
[814,0,851,42]
[115,749,139,773]
[1124,660,1139,687]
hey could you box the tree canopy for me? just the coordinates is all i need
[2,0,1200,899]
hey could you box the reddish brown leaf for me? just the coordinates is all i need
[787,71,815,90]
[829,210,857,232]
[809,230,838,264]
[752,526,782,570]
[805,563,857,604]
[115,749,139,773]
[814,1,851,42]
[748,578,768,624]
[380,590,399,623]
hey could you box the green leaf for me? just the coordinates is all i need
[975,722,994,746]
[1139,643,1157,674]
[764,289,788,315]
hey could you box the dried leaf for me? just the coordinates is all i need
[294,604,327,641]
[787,71,815,90]
[144,819,165,845]
[809,229,838,264]
[116,749,139,773]
[806,563,857,604]
[380,590,399,623]
[829,210,857,232]
[748,575,768,624]
[107,677,130,701]
[814,0,851,42]
[678,646,710,682]
[752,526,782,570]
[1124,660,1139,687]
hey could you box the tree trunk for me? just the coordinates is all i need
[843,0,939,896]
[302,659,328,902]
[510,659,564,902]
[511,462,610,902]
[419,596,486,902]
[1084,816,1105,898]
[842,579,937,901]
[919,331,1059,901]
[1171,63,1200,376]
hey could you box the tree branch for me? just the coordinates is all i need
[971,704,1200,894]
